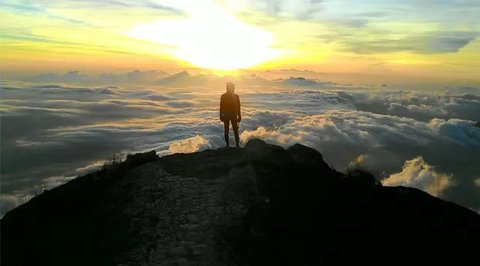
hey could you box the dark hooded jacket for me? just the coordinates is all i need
[220,93,241,119]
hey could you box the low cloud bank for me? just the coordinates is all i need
[383,156,452,196]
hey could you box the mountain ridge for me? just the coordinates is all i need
[1,139,479,265]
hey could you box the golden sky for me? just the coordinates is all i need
[1,0,480,84]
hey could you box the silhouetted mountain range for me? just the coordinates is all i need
[273,76,330,87]
[1,140,479,265]
[24,70,335,88]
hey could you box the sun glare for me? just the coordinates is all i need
[128,2,280,70]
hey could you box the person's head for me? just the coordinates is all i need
[226,82,235,94]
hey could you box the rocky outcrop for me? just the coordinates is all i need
[1,139,479,266]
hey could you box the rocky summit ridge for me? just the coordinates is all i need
[1,139,479,266]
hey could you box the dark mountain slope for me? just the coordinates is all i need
[2,139,479,266]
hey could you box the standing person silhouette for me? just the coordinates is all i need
[220,82,241,147]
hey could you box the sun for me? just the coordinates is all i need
[128,3,280,70]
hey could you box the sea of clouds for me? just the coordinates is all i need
[1,71,479,216]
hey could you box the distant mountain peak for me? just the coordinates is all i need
[173,70,190,76]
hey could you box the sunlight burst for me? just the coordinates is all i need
[128,3,280,70]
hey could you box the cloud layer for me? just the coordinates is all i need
[1,73,479,216]
[383,156,452,197]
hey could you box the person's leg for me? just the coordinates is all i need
[232,117,239,147]
[223,119,230,147]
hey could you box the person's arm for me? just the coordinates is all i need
[219,95,224,121]
[236,95,241,122]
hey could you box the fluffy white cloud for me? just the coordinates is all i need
[167,135,210,154]
[383,156,452,197]
[221,0,323,19]
[428,118,480,145]
[0,194,22,217]
[345,90,480,122]
[240,126,305,146]
[474,178,480,188]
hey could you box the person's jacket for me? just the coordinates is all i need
[220,93,241,119]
